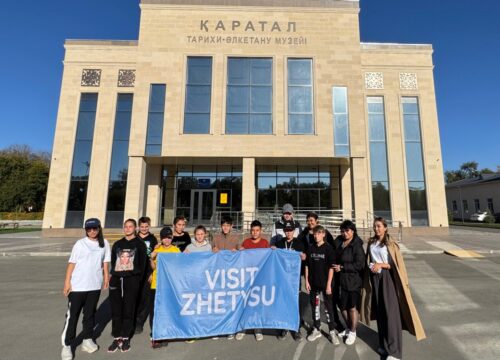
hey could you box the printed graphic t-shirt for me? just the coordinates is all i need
[151,245,181,289]
[68,237,111,292]
[306,242,336,289]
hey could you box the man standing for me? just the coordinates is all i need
[271,203,302,246]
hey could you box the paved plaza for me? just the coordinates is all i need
[1,227,500,360]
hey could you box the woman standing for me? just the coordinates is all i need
[333,220,365,345]
[361,217,425,360]
[61,218,110,360]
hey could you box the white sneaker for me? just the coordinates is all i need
[307,328,322,342]
[61,345,72,360]
[387,356,400,360]
[235,332,245,341]
[345,331,356,345]
[227,334,234,340]
[338,329,349,338]
[329,330,340,346]
[255,331,264,341]
[81,339,98,353]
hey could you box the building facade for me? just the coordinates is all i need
[43,0,448,233]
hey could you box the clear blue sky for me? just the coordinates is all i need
[0,0,498,172]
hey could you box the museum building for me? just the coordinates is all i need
[43,0,448,233]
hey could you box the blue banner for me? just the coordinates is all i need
[153,249,301,340]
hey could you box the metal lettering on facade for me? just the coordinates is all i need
[188,20,307,46]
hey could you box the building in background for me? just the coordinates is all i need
[43,0,448,234]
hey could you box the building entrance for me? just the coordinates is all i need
[190,189,217,225]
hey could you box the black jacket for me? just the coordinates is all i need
[298,227,335,251]
[336,235,365,291]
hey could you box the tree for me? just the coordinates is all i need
[444,161,497,184]
[0,145,50,212]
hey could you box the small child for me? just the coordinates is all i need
[149,226,180,349]
[185,225,212,253]
[61,218,110,360]
[305,225,340,345]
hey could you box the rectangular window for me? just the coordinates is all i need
[184,57,212,134]
[452,200,457,211]
[333,87,350,156]
[368,97,391,221]
[463,200,469,212]
[288,58,314,134]
[474,199,480,212]
[106,94,133,228]
[145,84,166,156]
[487,198,494,213]
[402,97,428,226]
[226,58,272,134]
[66,93,98,228]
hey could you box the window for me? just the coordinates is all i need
[368,97,391,221]
[106,94,133,227]
[452,200,457,211]
[226,58,272,134]
[462,200,468,213]
[184,57,212,134]
[487,198,494,213]
[474,199,480,212]
[402,97,428,226]
[145,84,166,155]
[333,87,349,156]
[288,59,314,134]
[66,93,98,228]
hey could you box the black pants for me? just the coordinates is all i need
[61,290,101,346]
[309,287,337,331]
[135,274,152,329]
[371,270,403,359]
[109,276,141,338]
[149,289,156,332]
[332,284,344,330]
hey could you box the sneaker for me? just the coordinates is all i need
[329,330,340,346]
[81,339,98,353]
[277,330,288,340]
[291,331,303,342]
[107,339,121,353]
[151,340,163,349]
[386,356,400,360]
[185,339,196,343]
[307,328,322,342]
[235,332,245,341]
[338,329,348,338]
[345,332,356,345]
[121,338,131,352]
[134,326,143,335]
[227,334,234,340]
[254,331,264,342]
[61,345,72,360]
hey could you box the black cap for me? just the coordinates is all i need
[284,221,294,231]
[84,218,101,229]
[160,226,173,239]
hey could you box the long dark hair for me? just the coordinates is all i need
[369,216,392,247]
[86,226,105,248]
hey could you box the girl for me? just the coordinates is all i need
[61,218,110,360]
[184,225,212,253]
[333,220,365,345]
[361,217,426,360]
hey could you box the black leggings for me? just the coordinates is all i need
[109,276,141,338]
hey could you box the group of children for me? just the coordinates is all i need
[60,212,415,360]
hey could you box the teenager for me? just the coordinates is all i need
[61,218,110,360]
[304,225,340,346]
[108,219,147,353]
[361,217,426,359]
[237,220,269,341]
[185,225,212,253]
[270,203,302,246]
[297,212,335,249]
[212,216,239,252]
[171,216,192,252]
[135,216,158,335]
[333,220,365,346]
[274,221,306,342]
[149,226,181,349]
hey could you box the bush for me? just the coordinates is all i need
[484,210,495,224]
[0,212,43,220]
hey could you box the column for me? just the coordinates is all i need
[340,164,352,220]
[124,156,147,221]
[242,158,256,230]
[351,157,371,228]
[145,164,162,227]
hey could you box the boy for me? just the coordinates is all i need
[271,203,302,246]
[185,225,212,253]
[149,226,181,349]
[171,216,192,252]
[108,219,147,353]
[274,221,306,341]
[298,212,335,250]
[237,220,269,341]
[212,216,240,252]
[304,225,340,346]
[135,216,158,334]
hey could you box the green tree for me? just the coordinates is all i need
[445,161,497,184]
[0,145,50,212]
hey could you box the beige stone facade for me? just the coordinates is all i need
[43,0,448,233]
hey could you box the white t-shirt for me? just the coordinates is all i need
[68,237,111,292]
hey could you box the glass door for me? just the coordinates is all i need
[190,190,217,224]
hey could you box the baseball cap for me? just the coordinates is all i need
[160,226,173,239]
[84,218,101,229]
[284,221,295,231]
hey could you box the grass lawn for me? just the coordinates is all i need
[450,221,500,229]
[0,228,41,235]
